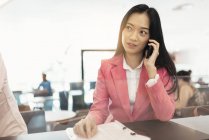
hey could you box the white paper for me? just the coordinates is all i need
[66,121,150,140]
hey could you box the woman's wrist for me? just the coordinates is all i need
[146,66,157,79]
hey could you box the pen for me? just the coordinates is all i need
[122,126,136,136]
[130,132,136,135]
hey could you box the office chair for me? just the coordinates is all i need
[90,81,96,89]
[193,105,209,116]
[59,91,69,110]
[174,106,196,118]
[69,82,87,111]
[21,110,46,133]
[174,105,209,118]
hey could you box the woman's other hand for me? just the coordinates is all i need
[144,39,159,79]
[73,115,97,138]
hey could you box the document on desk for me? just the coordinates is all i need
[66,120,150,140]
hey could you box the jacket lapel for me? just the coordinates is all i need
[110,56,131,117]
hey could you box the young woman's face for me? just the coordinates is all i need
[122,13,150,56]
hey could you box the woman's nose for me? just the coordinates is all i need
[129,31,138,41]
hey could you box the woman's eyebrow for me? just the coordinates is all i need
[141,27,149,30]
[126,23,134,27]
[127,23,149,30]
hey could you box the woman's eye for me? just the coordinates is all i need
[126,26,132,31]
[139,30,148,36]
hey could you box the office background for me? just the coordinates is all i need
[0,0,209,92]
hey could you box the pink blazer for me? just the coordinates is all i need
[0,53,27,137]
[88,55,175,124]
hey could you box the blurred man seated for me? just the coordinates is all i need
[33,73,53,110]
[34,73,52,97]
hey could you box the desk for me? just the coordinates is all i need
[45,111,76,131]
[45,111,76,123]
[124,120,209,140]
[171,115,209,135]
[0,131,68,140]
[1,120,209,140]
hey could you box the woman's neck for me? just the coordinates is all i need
[125,53,143,69]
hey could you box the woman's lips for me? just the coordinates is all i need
[127,43,137,48]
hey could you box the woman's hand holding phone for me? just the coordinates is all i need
[144,39,160,79]
[73,115,97,138]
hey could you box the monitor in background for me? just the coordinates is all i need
[81,49,115,82]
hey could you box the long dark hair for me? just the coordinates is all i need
[177,70,192,82]
[114,4,177,94]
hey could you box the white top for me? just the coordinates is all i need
[123,57,142,106]
[123,57,159,111]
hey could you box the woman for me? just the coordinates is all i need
[175,70,196,109]
[0,53,27,137]
[74,4,177,138]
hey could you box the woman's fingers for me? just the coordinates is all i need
[149,39,159,48]
[77,119,87,137]
[73,117,97,138]
[73,119,87,138]
[143,39,160,76]
[148,40,159,51]
[146,39,160,60]
[85,119,92,138]
[148,43,158,53]
[86,117,97,137]
[91,122,97,137]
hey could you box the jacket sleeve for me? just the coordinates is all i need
[145,68,175,121]
[87,61,110,124]
[0,53,28,136]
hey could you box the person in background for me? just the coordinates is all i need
[34,73,52,97]
[73,4,178,138]
[34,73,53,110]
[175,70,196,109]
[0,53,27,137]
[197,77,208,87]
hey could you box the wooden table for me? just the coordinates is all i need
[124,120,209,140]
[1,119,209,140]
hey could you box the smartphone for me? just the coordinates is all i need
[144,44,153,59]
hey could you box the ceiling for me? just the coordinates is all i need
[0,0,209,51]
